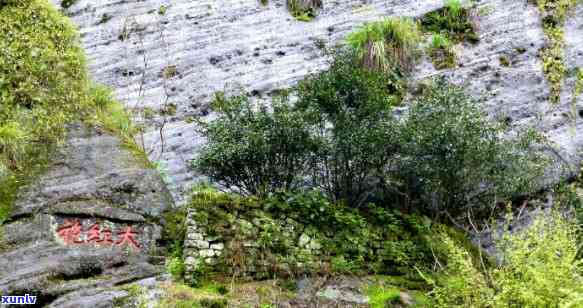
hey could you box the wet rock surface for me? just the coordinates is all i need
[0,124,173,307]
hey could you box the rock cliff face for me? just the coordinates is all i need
[0,124,172,307]
[53,0,583,204]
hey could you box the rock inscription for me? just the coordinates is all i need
[55,219,141,250]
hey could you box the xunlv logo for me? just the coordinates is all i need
[1,294,37,305]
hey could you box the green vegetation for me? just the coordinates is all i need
[194,92,317,196]
[6,1,583,306]
[196,51,404,205]
[346,17,422,73]
[536,0,577,104]
[89,85,152,167]
[189,189,437,278]
[427,211,583,307]
[401,79,545,215]
[287,0,321,22]
[420,0,480,44]
[189,46,557,304]
[0,0,151,222]
[366,284,401,307]
[158,5,168,15]
[0,0,90,221]
[167,256,186,281]
[499,55,511,67]
[428,34,456,69]
[574,67,583,101]
[365,277,431,307]
[195,52,544,213]
[295,49,405,206]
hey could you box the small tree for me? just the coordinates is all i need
[296,49,402,206]
[193,92,316,196]
[400,79,545,215]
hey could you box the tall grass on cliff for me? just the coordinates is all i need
[346,17,422,73]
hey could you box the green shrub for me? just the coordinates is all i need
[194,92,317,196]
[167,256,186,281]
[346,17,422,73]
[296,49,403,206]
[420,0,479,44]
[400,79,545,215]
[425,227,493,307]
[195,52,544,212]
[427,212,583,307]
[194,50,406,206]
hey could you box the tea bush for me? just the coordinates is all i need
[195,50,404,206]
[400,79,545,215]
[295,49,403,206]
[194,92,317,196]
[195,50,544,213]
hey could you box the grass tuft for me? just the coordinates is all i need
[346,17,422,73]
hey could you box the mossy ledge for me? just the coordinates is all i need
[0,0,150,222]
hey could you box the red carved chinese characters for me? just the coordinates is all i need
[55,220,140,251]
[57,219,84,244]
[86,223,102,243]
[116,227,141,250]
[99,228,114,245]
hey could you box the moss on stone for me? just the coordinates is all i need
[185,189,438,280]
[420,1,480,44]
[287,0,321,22]
[536,0,577,104]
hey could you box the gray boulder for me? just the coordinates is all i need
[0,124,173,307]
